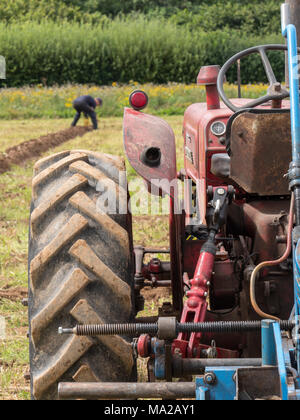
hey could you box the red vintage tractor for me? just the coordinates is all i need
[27,2,300,400]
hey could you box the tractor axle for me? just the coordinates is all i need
[58,382,196,400]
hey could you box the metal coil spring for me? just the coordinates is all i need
[75,323,158,336]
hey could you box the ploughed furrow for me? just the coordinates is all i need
[32,152,88,199]
[31,268,91,348]
[30,174,88,236]
[30,213,88,290]
[71,299,134,375]
[0,127,91,176]
[33,335,94,400]
[69,191,130,254]
[69,239,132,315]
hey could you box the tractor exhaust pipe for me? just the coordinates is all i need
[285,0,300,85]
[285,0,300,39]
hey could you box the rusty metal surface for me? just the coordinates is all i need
[169,198,184,313]
[236,367,281,400]
[230,112,291,195]
[172,358,262,378]
[210,260,239,310]
[58,382,196,400]
[241,200,290,262]
[226,199,294,357]
[123,108,177,197]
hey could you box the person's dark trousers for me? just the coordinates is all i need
[71,111,81,127]
[71,105,98,129]
[88,110,98,130]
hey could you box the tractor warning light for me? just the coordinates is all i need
[129,90,149,111]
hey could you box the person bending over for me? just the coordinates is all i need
[71,95,103,130]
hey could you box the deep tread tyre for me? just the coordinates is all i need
[28,150,135,400]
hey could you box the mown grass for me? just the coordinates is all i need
[0,115,184,399]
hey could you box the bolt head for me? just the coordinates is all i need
[274,82,281,92]
[217,188,225,195]
[174,348,182,357]
[204,372,217,385]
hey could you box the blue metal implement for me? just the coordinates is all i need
[261,319,278,366]
[273,322,289,400]
[195,320,290,400]
[196,368,237,401]
[294,243,300,372]
[261,320,288,400]
[294,242,300,318]
[153,339,166,380]
[281,3,300,161]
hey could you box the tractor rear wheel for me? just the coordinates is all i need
[28,150,136,400]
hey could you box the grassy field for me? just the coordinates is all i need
[0,115,184,400]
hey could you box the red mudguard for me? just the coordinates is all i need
[123,108,177,197]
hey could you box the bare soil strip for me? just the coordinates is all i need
[0,126,92,174]
[0,287,28,301]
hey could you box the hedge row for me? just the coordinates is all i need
[170,0,282,36]
[0,19,284,87]
[0,0,282,23]
[0,0,107,24]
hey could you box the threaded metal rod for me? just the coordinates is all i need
[180,320,294,333]
[59,320,295,337]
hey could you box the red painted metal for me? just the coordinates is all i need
[198,344,239,359]
[197,65,221,110]
[123,108,177,198]
[197,65,221,86]
[206,85,221,111]
[137,335,151,358]
[173,250,214,358]
[149,258,162,274]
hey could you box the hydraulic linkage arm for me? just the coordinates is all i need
[173,186,235,358]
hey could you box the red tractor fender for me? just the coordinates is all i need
[123,108,177,197]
